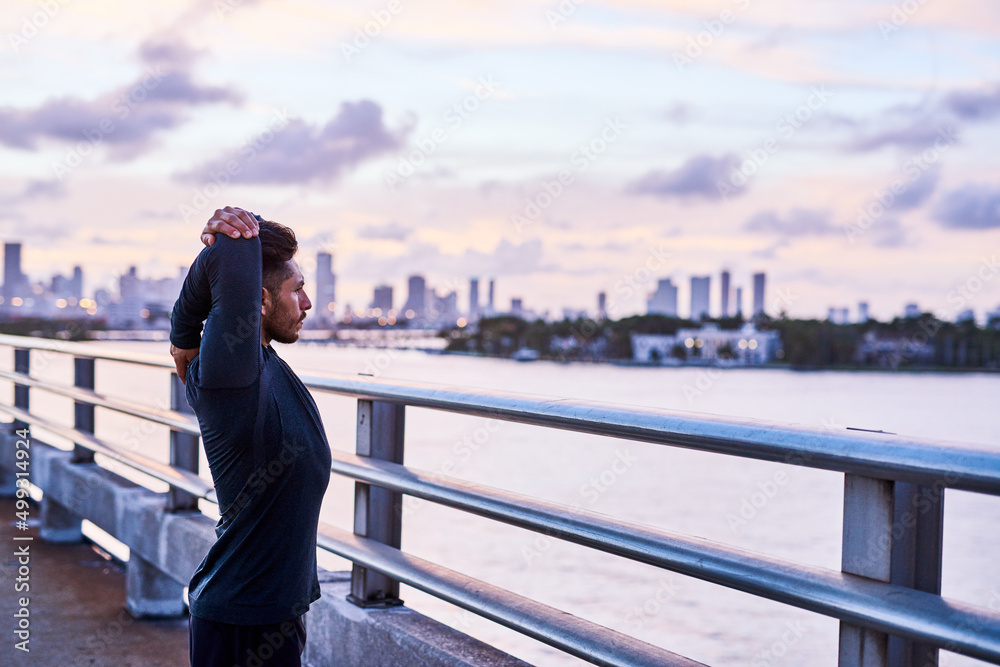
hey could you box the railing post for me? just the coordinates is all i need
[168,372,200,512]
[13,348,30,433]
[840,475,892,667]
[72,356,95,463]
[839,475,944,667]
[348,399,405,608]
[887,482,943,667]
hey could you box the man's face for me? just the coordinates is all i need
[263,259,311,345]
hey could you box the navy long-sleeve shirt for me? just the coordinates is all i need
[170,233,331,625]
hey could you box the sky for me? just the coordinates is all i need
[1,0,999,322]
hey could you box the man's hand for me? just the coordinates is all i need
[170,344,199,385]
[201,206,260,247]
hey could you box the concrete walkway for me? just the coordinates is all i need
[1,497,190,666]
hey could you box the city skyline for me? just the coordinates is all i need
[1,2,998,323]
[4,238,995,327]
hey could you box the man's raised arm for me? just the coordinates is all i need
[170,208,262,389]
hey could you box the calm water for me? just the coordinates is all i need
[9,341,1000,666]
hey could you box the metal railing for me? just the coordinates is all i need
[1,332,999,667]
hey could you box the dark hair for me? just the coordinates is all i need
[258,218,297,294]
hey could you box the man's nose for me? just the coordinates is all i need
[302,293,312,311]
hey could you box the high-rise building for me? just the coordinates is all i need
[315,252,336,325]
[3,242,26,298]
[752,272,766,317]
[70,266,83,299]
[597,292,607,320]
[511,298,523,317]
[115,266,144,329]
[403,275,426,319]
[647,279,678,316]
[690,276,710,321]
[469,277,479,318]
[735,287,743,317]
[488,279,495,314]
[858,301,870,323]
[371,285,393,312]
[720,270,731,318]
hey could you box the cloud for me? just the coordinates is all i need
[0,38,240,159]
[751,239,789,259]
[0,179,67,205]
[627,153,740,201]
[743,208,836,236]
[943,84,1000,121]
[560,241,633,253]
[180,100,407,185]
[844,83,1000,153]
[871,218,911,248]
[357,221,412,241]
[888,165,940,211]
[660,103,695,124]
[846,116,950,152]
[932,184,1000,229]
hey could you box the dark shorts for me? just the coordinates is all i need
[189,614,306,667]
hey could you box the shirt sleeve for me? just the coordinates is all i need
[169,234,262,389]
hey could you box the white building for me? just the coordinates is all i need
[631,323,781,365]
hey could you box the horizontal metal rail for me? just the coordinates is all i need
[0,369,200,435]
[0,333,173,369]
[302,372,1000,496]
[0,403,214,502]
[327,451,1000,662]
[316,523,706,667]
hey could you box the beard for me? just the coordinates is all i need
[263,300,304,345]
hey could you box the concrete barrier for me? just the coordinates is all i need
[0,429,531,666]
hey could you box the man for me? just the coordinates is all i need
[169,206,332,667]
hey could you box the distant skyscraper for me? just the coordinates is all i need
[315,252,336,325]
[752,272,766,317]
[511,298,523,317]
[735,287,743,317]
[858,301,870,323]
[720,270,731,318]
[597,291,607,320]
[371,285,393,312]
[690,276,710,321]
[403,275,426,318]
[647,279,678,316]
[469,277,480,318]
[488,278,495,313]
[904,303,921,318]
[70,266,83,299]
[3,242,25,298]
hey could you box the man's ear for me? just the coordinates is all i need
[261,287,271,316]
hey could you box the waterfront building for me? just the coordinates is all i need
[631,323,781,365]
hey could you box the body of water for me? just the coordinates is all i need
[7,341,999,666]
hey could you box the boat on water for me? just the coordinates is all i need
[511,347,540,362]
